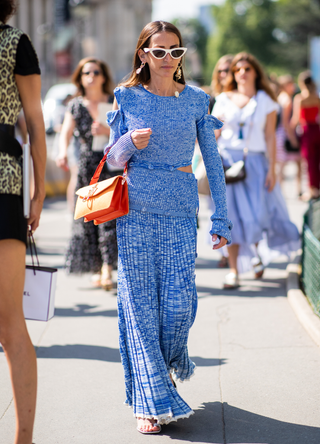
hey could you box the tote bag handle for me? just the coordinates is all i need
[27,229,40,273]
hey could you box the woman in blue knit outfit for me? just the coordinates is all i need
[105,21,232,434]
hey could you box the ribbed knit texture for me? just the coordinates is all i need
[105,84,232,423]
[117,210,197,423]
[105,84,233,242]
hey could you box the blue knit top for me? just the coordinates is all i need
[105,84,233,243]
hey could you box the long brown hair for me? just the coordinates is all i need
[71,57,114,97]
[121,21,186,88]
[224,52,277,102]
[211,54,234,97]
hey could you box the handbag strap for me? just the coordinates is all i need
[28,228,40,274]
[243,96,257,151]
[89,147,127,186]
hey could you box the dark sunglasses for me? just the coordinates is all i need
[218,69,229,74]
[81,70,101,76]
[234,66,252,73]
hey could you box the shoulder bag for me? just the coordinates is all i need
[74,150,129,225]
[222,98,257,184]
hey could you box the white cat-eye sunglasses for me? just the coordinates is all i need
[143,47,187,59]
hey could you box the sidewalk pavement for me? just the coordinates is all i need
[1,170,320,444]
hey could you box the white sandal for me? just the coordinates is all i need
[137,418,161,434]
[253,261,264,279]
[223,272,239,289]
[251,257,265,279]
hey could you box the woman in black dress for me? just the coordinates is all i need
[0,1,47,442]
[57,57,119,290]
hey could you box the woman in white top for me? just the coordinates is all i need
[212,52,299,288]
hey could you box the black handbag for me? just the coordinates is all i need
[223,148,247,184]
[222,97,256,184]
[284,138,300,153]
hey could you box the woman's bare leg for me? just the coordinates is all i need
[227,243,239,275]
[0,239,37,444]
[67,164,78,213]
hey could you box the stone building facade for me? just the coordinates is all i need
[9,0,152,94]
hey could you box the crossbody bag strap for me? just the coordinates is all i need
[89,146,128,186]
[242,95,258,160]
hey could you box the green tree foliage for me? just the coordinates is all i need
[274,0,320,74]
[205,0,320,83]
[172,18,208,84]
[205,0,277,83]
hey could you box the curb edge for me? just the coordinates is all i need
[286,254,320,347]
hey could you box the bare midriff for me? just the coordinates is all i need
[177,165,192,173]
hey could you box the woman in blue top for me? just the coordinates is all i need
[105,21,232,434]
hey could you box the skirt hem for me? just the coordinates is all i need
[124,402,195,425]
[172,364,197,383]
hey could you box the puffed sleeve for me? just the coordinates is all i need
[263,91,280,114]
[211,93,224,118]
[196,94,233,244]
[104,87,139,167]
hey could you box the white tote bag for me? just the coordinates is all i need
[23,233,57,321]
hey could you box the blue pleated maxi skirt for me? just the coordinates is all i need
[116,210,198,424]
[222,149,300,273]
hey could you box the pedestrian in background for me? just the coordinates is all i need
[212,52,299,289]
[291,71,320,201]
[210,54,234,268]
[211,54,234,99]
[52,93,80,212]
[276,75,302,196]
[57,57,119,290]
[105,20,232,433]
[0,1,47,443]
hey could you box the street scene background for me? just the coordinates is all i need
[1,0,320,443]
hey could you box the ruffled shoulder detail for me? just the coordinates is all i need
[197,113,223,130]
[204,114,224,130]
[113,86,122,107]
[106,109,120,126]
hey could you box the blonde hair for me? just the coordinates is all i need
[298,70,317,94]
[211,54,234,96]
[278,74,294,87]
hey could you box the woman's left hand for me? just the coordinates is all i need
[212,234,228,250]
[265,168,276,192]
[91,121,110,136]
[28,196,44,232]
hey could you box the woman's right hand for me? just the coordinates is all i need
[56,154,69,171]
[131,128,152,150]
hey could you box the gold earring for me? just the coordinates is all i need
[175,62,182,81]
[136,61,145,75]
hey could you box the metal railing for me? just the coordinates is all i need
[301,198,320,317]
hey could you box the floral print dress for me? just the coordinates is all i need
[65,96,119,273]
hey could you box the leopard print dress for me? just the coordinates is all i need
[65,97,118,274]
[0,23,24,196]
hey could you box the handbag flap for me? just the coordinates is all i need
[75,175,122,199]
[225,160,245,178]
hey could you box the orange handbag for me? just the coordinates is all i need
[74,152,129,225]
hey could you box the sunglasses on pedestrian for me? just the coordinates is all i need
[143,47,187,59]
[218,69,229,74]
[81,70,101,77]
[234,66,252,73]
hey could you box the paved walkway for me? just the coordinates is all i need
[1,166,320,444]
